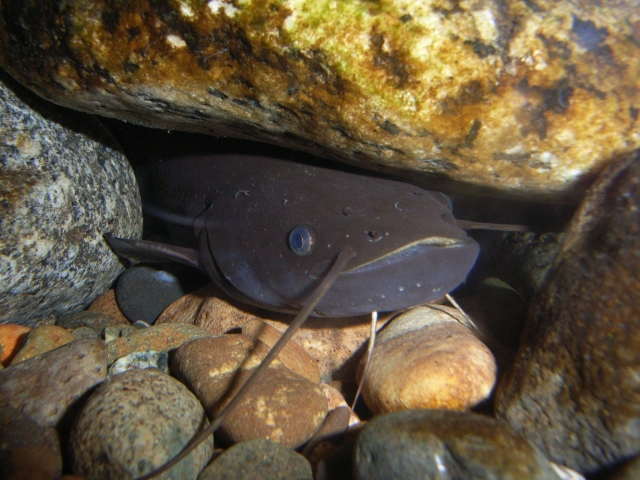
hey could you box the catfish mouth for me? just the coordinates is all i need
[345,236,473,274]
[308,236,473,279]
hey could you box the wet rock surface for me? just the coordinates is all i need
[0,405,62,480]
[107,350,169,377]
[0,338,106,427]
[1,3,638,201]
[106,322,212,364]
[496,150,640,474]
[358,306,497,413]
[173,335,328,448]
[199,439,313,480]
[71,368,212,479]
[354,409,561,480]
[0,70,142,326]
[9,325,74,364]
[115,265,186,323]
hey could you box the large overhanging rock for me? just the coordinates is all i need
[0,0,638,201]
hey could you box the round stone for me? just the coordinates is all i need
[71,368,212,479]
[199,439,312,480]
[354,409,561,480]
[115,266,185,323]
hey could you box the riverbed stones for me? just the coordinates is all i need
[199,439,313,480]
[0,338,106,427]
[496,149,640,475]
[354,409,561,480]
[9,325,74,364]
[106,322,212,364]
[358,306,497,414]
[0,69,142,326]
[71,368,212,479]
[0,2,638,202]
[172,335,328,448]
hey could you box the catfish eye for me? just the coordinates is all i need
[288,225,316,256]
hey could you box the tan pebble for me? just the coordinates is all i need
[242,318,321,383]
[320,383,360,426]
[173,335,327,448]
[358,306,497,414]
[191,290,391,393]
[87,289,129,325]
[10,325,74,365]
[155,283,216,325]
[0,324,31,366]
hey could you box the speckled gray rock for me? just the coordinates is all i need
[107,350,169,377]
[496,150,640,475]
[71,368,212,480]
[199,439,313,480]
[0,405,62,479]
[0,69,142,326]
[354,409,560,480]
[0,338,106,427]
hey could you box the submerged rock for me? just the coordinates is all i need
[354,409,560,480]
[199,439,313,480]
[71,368,212,479]
[173,335,327,448]
[358,306,497,413]
[496,149,640,475]
[1,2,638,201]
[0,338,106,427]
[0,70,142,326]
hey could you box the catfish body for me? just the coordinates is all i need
[136,155,479,317]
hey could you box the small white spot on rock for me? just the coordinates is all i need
[208,0,239,18]
[166,34,187,49]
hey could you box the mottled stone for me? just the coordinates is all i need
[1,3,638,202]
[106,322,212,364]
[0,70,142,326]
[173,335,328,448]
[354,409,560,480]
[10,325,74,364]
[86,289,130,325]
[0,338,106,427]
[496,150,640,475]
[57,311,115,334]
[115,265,186,323]
[0,405,62,480]
[71,368,212,479]
[71,326,99,340]
[107,350,169,377]
[199,439,312,480]
[242,318,321,383]
[358,306,497,414]
[0,324,30,366]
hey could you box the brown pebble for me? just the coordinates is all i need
[242,318,321,383]
[10,325,74,365]
[173,335,328,448]
[87,288,130,325]
[0,324,31,366]
[0,338,106,427]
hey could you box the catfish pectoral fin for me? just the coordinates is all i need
[104,233,200,270]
